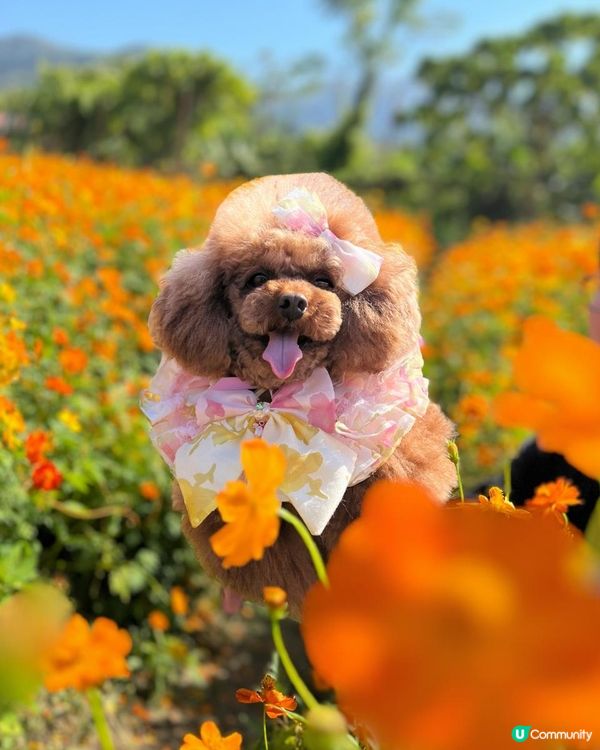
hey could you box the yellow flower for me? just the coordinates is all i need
[478,486,529,517]
[210,439,285,568]
[495,316,600,478]
[58,409,81,432]
[180,721,242,750]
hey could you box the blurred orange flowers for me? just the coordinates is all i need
[236,674,297,719]
[148,610,169,632]
[180,720,242,750]
[495,316,600,478]
[210,439,285,568]
[170,586,189,616]
[302,479,600,750]
[25,430,52,464]
[42,614,131,692]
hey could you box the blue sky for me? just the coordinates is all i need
[3,0,600,78]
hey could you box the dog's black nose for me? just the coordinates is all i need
[278,293,308,321]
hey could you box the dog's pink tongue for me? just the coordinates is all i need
[262,332,303,379]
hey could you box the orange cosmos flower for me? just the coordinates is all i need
[170,586,189,616]
[52,327,70,347]
[25,430,52,464]
[526,477,583,517]
[42,614,131,692]
[236,674,297,719]
[495,316,600,478]
[180,721,242,750]
[31,460,63,491]
[45,375,74,395]
[210,439,285,568]
[302,479,600,750]
[59,347,87,375]
[148,610,169,632]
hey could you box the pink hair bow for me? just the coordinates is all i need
[272,188,383,295]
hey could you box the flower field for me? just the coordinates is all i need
[1,149,600,749]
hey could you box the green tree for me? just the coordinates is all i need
[396,13,600,240]
[3,50,255,170]
[319,0,420,171]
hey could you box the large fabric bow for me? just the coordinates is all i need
[273,188,383,295]
[141,346,430,536]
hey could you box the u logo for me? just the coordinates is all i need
[512,726,531,742]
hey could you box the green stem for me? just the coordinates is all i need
[263,709,269,750]
[503,461,512,503]
[456,462,465,502]
[86,687,115,750]
[279,507,329,587]
[270,614,318,711]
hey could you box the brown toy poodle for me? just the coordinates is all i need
[146,172,456,614]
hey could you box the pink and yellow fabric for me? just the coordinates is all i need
[141,346,429,535]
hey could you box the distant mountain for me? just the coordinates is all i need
[0,34,145,89]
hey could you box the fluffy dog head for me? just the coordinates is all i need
[150,173,420,389]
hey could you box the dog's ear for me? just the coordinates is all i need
[328,248,420,377]
[149,245,231,376]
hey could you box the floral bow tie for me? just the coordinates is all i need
[141,346,429,535]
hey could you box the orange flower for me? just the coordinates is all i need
[526,477,583,517]
[45,375,74,395]
[139,480,160,501]
[59,347,87,375]
[31,460,63,491]
[477,486,529,517]
[455,393,488,422]
[25,430,52,464]
[236,674,297,719]
[42,614,131,692]
[52,327,70,347]
[170,586,189,616]
[210,439,285,568]
[495,316,600,478]
[180,721,242,750]
[302,479,600,750]
[148,610,169,632]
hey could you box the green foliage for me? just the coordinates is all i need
[3,50,255,170]
[396,12,600,240]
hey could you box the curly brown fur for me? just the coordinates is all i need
[150,172,456,616]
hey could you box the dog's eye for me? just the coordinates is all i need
[313,276,334,290]
[247,272,269,288]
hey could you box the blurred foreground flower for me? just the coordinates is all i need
[0,584,70,713]
[236,674,297,718]
[302,479,600,750]
[180,720,242,750]
[210,439,285,568]
[495,316,600,478]
[42,613,131,691]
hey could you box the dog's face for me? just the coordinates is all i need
[225,231,343,389]
[150,191,420,389]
